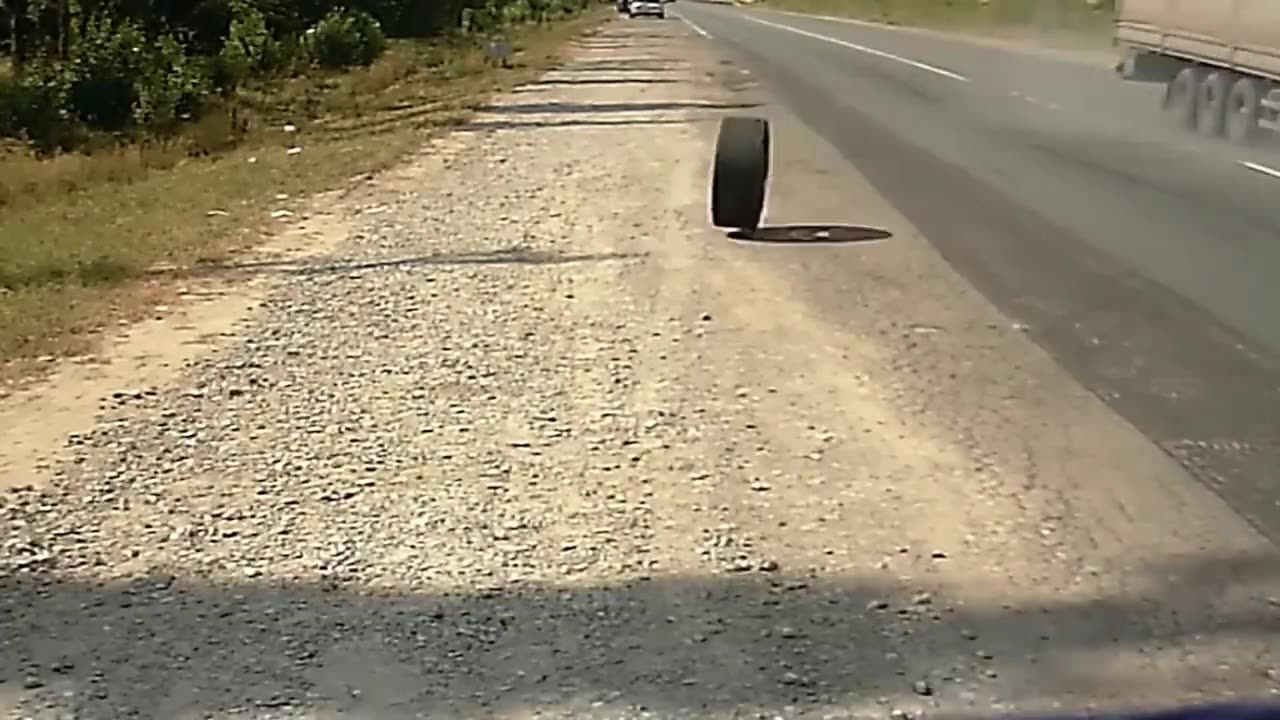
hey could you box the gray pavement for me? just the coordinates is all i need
[674,1,1280,544]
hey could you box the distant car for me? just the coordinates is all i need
[628,0,665,18]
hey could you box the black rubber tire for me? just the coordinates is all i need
[1225,76,1263,145]
[711,117,771,232]
[1164,67,1203,131]
[1196,71,1232,137]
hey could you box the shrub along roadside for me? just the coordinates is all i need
[0,4,394,153]
[0,5,608,386]
[0,0,594,154]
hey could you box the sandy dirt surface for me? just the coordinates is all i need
[1,16,1278,720]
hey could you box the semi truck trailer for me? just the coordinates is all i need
[1115,0,1280,144]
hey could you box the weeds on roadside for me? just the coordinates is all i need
[0,7,606,373]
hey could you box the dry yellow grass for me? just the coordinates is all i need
[0,9,609,375]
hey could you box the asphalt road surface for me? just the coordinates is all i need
[674,1,1280,546]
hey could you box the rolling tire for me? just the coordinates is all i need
[1196,71,1232,138]
[711,117,771,232]
[1225,76,1263,145]
[1164,67,1203,131]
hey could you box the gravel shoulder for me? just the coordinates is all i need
[2,16,1278,720]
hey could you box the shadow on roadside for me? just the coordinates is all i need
[482,100,760,115]
[553,60,692,72]
[458,117,704,131]
[151,248,647,280]
[513,77,681,90]
[1,551,1277,718]
[728,225,893,245]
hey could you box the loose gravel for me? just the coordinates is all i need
[3,16,1279,720]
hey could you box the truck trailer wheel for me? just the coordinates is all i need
[1196,71,1232,138]
[1225,76,1262,145]
[711,116,771,233]
[1164,67,1203,131]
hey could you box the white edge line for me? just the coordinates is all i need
[675,12,712,38]
[773,8,893,29]
[737,13,968,82]
[771,7,1107,69]
[1240,161,1280,180]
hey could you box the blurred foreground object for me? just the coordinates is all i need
[1016,702,1280,720]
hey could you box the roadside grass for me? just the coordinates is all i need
[756,0,1114,41]
[0,8,608,381]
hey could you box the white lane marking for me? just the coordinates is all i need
[675,12,712,38]
[1010,90,1037,103]
[773,8,888,29]
[737,13,969,82]
[1241,160,1280,180]
[1011,90,1059,110]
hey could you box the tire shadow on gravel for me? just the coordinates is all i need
[728,225,893,245]
[2,551,1277,719]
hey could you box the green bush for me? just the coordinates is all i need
[461,2,505,35]
[67,17,152,131]
[65,18,208,133]
[0,0,589,153]
[260,34,309,76]
[503,0,534,25]
[213,2,274,92]
[0,74,23,138]
[307,8,389,69]
[133,36,211,129]
[8,59,80,153]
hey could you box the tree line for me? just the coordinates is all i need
[0,0,591,151]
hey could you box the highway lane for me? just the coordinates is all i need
[738,7,1280,170]
[671,2,1280,542]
